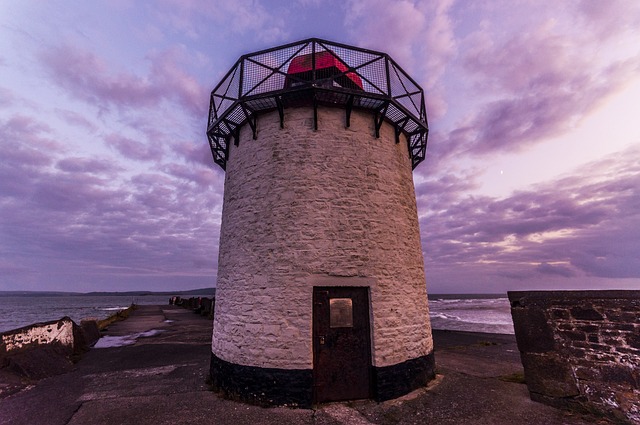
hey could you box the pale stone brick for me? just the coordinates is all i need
[212,107,433,370]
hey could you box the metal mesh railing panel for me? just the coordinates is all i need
[394,93,421,120]
[318,42,388,96]
[385,103,406,124]
[217,119,231,135]
[213,65,241,113]
[358,97,386,109]
[403,119,421,134]
[206,38,429,170]
[389,62,421,96]
[357,57,388,95]
[388,62,422,117]
[245,97,278,111]
[245,71,287,97]
[226,104,246,125]
[320,43,379,69]
[242,43,312,97]
[217,97,236,118]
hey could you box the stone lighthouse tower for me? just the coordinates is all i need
[206,39,434,407]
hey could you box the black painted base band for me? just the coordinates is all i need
[372,351,436,402]
[209,350,436,407]
[209,352,313,408]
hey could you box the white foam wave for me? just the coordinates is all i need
[430,312,462,321]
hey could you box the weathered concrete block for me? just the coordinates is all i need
[1,317,77,355]
[0,317,91,381]
[3,345,74,380]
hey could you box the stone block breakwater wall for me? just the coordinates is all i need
[508,290,640,424]
[169,296,215,319]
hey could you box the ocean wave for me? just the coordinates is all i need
[430,298,508,305]
[428,296,515,333]
[429,312,462,321]
[430,313,511,326]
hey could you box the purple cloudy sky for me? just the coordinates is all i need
[1,1,639,293]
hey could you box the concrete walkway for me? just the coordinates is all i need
[0,305,611,425]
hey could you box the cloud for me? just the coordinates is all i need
[2,114,52,138]
[342,0,456,120]
[31,172,115,213]
[56,157,122,175]
[155,0,288,42]
[433,20,640,160]
[344,0,427,68]
[39,44,209,119]
[56,109,100,132]
[576,0,640,40]
[0,115,60,171]
[0,87,15,108]
[415,171,479,213]
[421,145,640,286]
[147,46,208,116]
[40,45,161,110]
[418,0,456,89]
[535,262,576,278]
[162,162,218,188]
[105,134,163,162]
[0,109,220,291]
[172,139,218,168]
[3,1,639,294]
[1,149,221,289]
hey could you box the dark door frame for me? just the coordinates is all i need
[312,286,372,404]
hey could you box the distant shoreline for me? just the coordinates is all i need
[429,293,508,299]
[0,288,216,297]
[0,290,505,298]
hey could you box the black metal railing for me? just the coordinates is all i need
[207,38,429,170]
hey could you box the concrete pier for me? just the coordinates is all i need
[0,305,614,424]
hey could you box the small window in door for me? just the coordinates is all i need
[330,298,353,328]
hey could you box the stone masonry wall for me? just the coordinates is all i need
[212,106,433,370]
[508,291,640,424]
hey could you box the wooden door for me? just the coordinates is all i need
[313,287,372,403]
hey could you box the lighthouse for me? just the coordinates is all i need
[206,39,434,407]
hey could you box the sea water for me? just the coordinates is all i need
[428,294,514,334]
[0,293,514,335]
[0,295,172,333]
